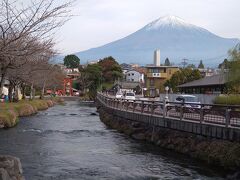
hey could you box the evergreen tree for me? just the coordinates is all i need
[98,56,122,82]
[81,64,102,99]
[187,64,196,69]
[164,58,171,66]
[63,54,80,68]
[198,60,204,69]
[164,68,202,92]
[227,44,240,93]
[218,59,230,69]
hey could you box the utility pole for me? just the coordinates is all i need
[182,58,188,68]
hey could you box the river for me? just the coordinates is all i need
[0,100,227,179]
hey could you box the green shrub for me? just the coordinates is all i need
[214,95,240,105]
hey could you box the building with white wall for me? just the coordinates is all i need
[125,70,144,83]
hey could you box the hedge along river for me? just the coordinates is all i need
[0,100,228,179]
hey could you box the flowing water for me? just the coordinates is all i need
[0,101,227,179]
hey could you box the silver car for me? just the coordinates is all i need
[115,92,123,98]
[175,95,201,109]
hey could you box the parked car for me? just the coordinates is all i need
[175,95,201,109]
[115,92,123,98]
[124,92,135,101]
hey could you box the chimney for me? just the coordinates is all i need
[154,49,160,66]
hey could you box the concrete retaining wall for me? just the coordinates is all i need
[97,102,240,171]
[104,105,240,142]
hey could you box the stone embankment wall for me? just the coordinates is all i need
[98,105,240,171]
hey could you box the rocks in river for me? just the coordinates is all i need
[132,133,146,141]
[0,168,10,179]
[0,155,24,180]
[90,112,98,116]
[69,113,77,116]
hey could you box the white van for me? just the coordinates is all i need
[125,92,135,101]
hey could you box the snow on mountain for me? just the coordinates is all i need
[72,15,239,67]
[145,15,194,30]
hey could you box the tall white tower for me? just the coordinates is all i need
[154,49,160,66]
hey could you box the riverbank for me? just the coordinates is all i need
[0,97,64,128]
[98,106,240,173]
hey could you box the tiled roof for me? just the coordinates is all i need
[178,74,227,88]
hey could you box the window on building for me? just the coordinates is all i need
[150,79,154,86]
[164,68,166,73]
[132,73,134,76]
[128,74,130,76]
[132,79,134,82]
[159,69,164,73]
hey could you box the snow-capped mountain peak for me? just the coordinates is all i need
[75,15,239,66]
[145,15,194,30]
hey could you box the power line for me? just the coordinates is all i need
[181,58,188,68]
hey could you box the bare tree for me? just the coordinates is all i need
[0,0,73,94]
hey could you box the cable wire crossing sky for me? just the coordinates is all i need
[55,0,240,55]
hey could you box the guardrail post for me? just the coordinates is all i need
[163,100,166,118]
[133,101,135,112]
[141,101,144,113]
[120,99,123,110]
[200,105,204,123]
[117,99,119,109]
[151,101,154,115]
[180,104,183,120]
[225,107,230,128]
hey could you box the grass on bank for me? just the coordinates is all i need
[0,97,63,128]
[0,110,18,128]
[214,95,240,105]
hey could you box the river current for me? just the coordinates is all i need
[0,101,227,179]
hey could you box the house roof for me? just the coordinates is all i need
[146,65,179,68]
[133,67,147,74]
[178,74,227,88]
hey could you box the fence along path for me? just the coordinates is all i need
[97,93,240,129]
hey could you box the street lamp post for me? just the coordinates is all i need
[165,86,169,101]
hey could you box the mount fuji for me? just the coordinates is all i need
[74,16,239,66]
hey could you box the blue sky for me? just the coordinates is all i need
[55,0,240,54]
